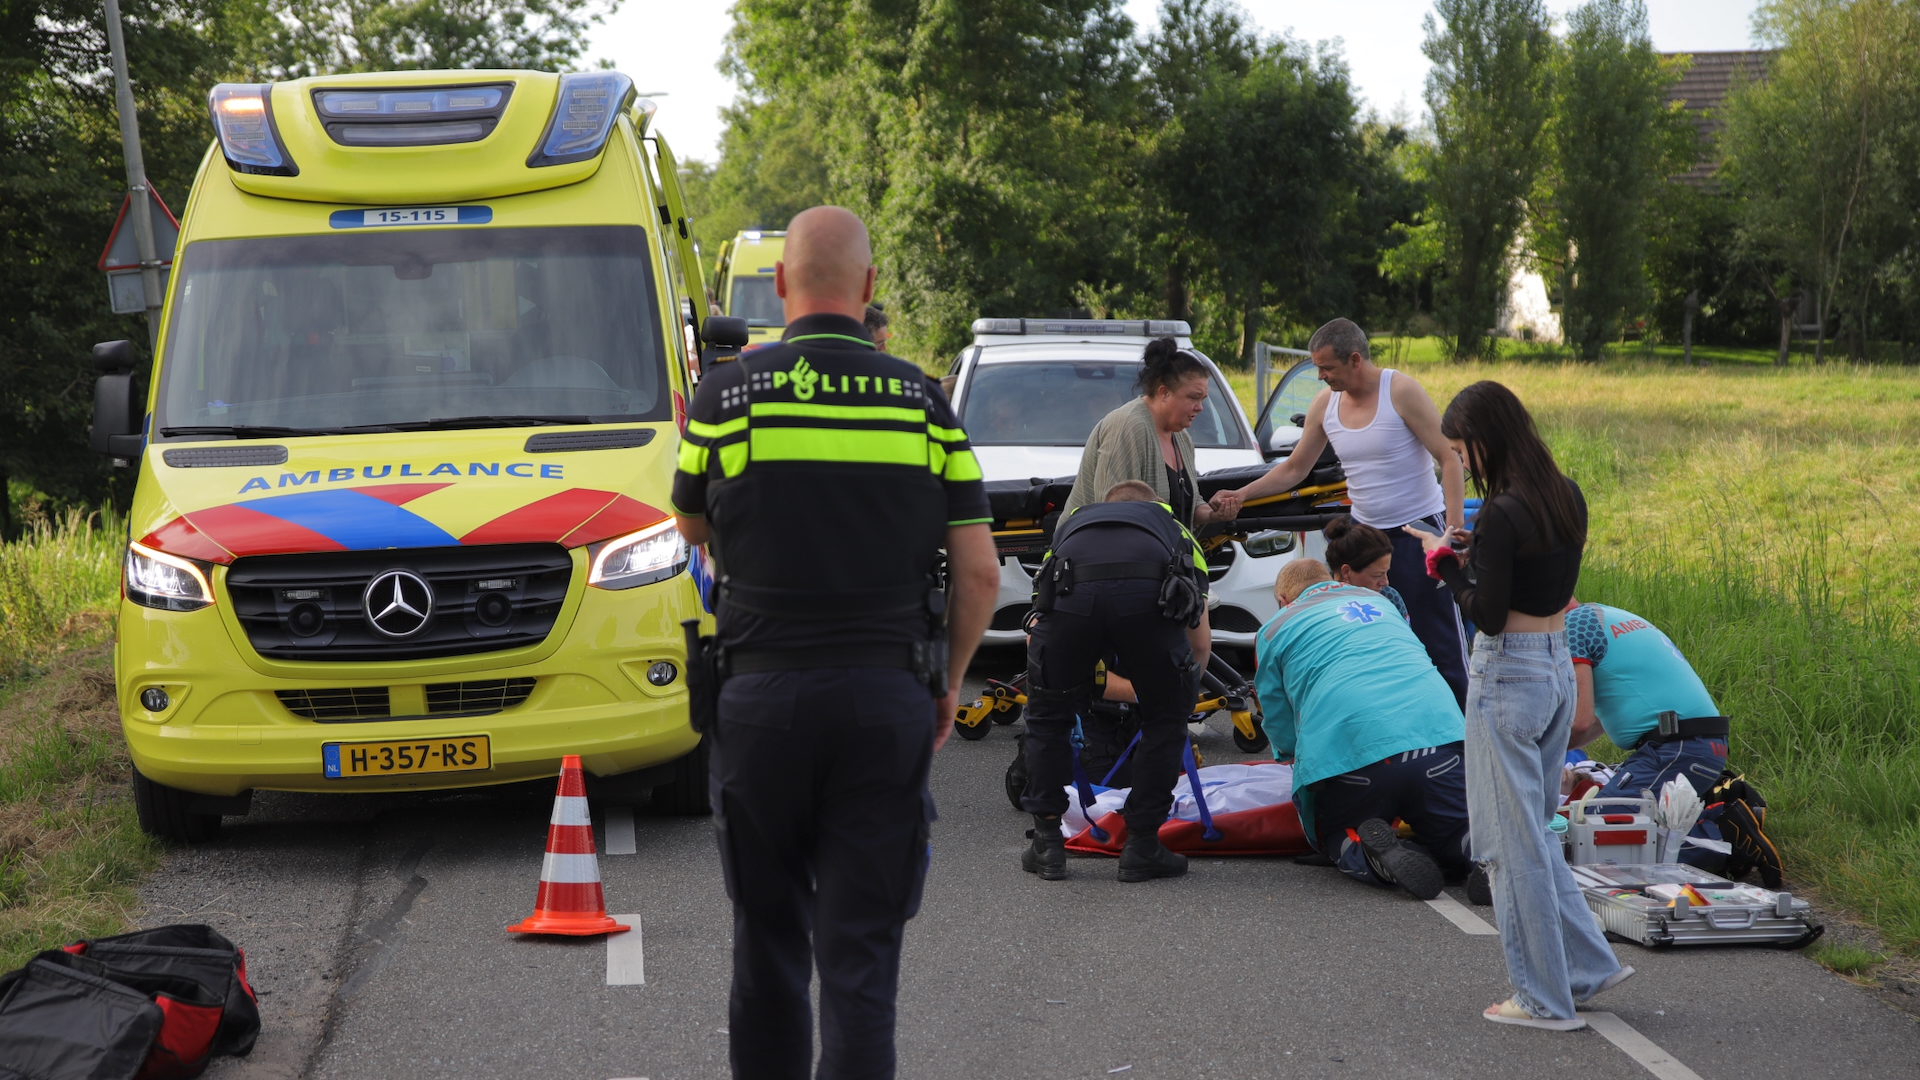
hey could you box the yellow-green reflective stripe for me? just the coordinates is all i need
[687,416,748,439]
[928,422,968,443]
[719,441,749,477]
[751,402,925,424]
[677,440,709,474]
[942,448,983,482]
[751,427,928,466]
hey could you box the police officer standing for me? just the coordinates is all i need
[671,206,999,1080]
[1020,479,1211,882]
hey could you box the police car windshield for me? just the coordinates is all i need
[729,276,783,327]
[154,226,669,439]
[961,361,1242,448]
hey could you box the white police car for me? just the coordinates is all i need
[948,318,1326,649]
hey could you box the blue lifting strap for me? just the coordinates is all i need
[1182,736,1222,842]
[1069,719,1107,843]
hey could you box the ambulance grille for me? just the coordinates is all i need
[227,544,572,661]
[277,687,390,721]
[1209,605,1263,634]
[426,678,537,715]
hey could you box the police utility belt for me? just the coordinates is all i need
[1633,710,1731,749]
[1027,501,1206,628]
[681,577,949,733]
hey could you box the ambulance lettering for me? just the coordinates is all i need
[235,462,560,494]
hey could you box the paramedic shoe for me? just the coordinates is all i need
[1356,818,1444,901]
[1117,830,1188,882]
[1467,864,1493,906]
[1022,815,1067,881]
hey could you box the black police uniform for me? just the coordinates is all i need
[671,312,989,1080]
[1019,501,1207,873]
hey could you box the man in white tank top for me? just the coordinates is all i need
[1216,319,1470,705]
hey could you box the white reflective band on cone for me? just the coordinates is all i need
[550,795,592,826]
[540,852,604,884]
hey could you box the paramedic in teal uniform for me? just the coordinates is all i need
[1255,560,1469,900]
[1566,601,1729,801]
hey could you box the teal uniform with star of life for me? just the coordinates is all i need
[1256,581,1467,875]
[1569,603,1729,808]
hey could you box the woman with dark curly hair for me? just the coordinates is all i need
[1322,514,1408,621]
[1406,380,1630,1033]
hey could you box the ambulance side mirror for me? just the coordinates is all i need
[89,340,145,464]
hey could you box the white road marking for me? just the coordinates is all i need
[1425,894,1499,935]
[606,917,645,985]
[604,805,637,856]
[1583,1012,1704,1080]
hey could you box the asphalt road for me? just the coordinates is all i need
[139,646,1920,1080]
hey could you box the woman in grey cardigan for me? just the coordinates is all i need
[1063,339,1241,528]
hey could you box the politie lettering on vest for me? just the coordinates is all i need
[665,205,999,1080]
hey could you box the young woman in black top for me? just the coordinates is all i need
[1406,381,1629,1032]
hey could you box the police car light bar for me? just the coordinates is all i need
[970,318,1192,337]
[208,84,298,176]
[528,72,635,168]
[312,84,513,147]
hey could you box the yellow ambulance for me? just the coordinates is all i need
[709,230,786,348]
[90,70,717,841]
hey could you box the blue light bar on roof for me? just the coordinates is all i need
[208,83,297,176]
[314,86,505,117]
[527,72,635,168]
[970,318,1193,336]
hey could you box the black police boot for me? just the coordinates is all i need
[1117,828,1188,883]
[1467,863,1494,906]
[1355,818,1444,901]
[1022,815,1067,881]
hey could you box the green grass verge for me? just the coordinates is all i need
[1808,943,1887,977]
[0,516,152,968]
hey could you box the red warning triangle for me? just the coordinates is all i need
[98,187,181,272]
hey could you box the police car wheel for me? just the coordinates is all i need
[955,714,993,741]
[991,702,1022,725]
[1231,724,1270,754]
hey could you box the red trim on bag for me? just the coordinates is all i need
[138,994,222,1079]
[62,941,87,954]
[235,947,257,1004]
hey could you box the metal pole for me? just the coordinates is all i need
[104,0,163,351]
[1254,341,1269,415]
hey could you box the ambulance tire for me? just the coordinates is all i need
[1232,723,1269,754]
[651,737,712,816]
[133,769,220,844]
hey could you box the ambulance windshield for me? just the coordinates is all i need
[155,226,670,438]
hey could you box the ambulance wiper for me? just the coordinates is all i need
[388,415,595,431]
[160,424,365,439]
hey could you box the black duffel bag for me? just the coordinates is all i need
[0,957,162,1080]
[65,924,260,1059]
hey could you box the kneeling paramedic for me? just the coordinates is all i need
[1564,601,1775,877]
[1019,479,1210,883]
[1257,560,1470,900]
[672,206,999,1080]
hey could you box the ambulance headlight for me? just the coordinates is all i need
[208,84,297,176]
[527,72,634,168]
[125,542,216,612]
[587,521,687,590]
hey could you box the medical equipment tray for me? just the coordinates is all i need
[1569,863,1823,949]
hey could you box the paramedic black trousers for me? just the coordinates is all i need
[1020,579,1200,835]
[710,667,935,1080]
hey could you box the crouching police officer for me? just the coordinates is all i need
[1020,479,1211,882]
[672,206,999,1080]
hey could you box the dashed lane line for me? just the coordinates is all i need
[606,916,645,985]
[1425,893,1499,935]
[604,805,637,855]
[1583,1012,1705,1080]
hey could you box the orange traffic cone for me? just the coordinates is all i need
[508,755,630,936]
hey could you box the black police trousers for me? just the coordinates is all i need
[709,666,934,1080]
[1020,580,1199,834]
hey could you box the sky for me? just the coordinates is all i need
[587,0,1765,163]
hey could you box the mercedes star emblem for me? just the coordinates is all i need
[363,569,434,638]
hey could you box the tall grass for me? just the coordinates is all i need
[0,510,121,681]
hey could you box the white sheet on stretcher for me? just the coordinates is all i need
[1059,762,1295,838]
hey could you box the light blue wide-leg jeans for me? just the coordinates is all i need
[1465,630,1623,1019]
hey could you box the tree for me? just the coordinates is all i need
[1721,0,1920,362]
[1157,41,1362,364]
[1422,0,1554,360]
[1536,0,1686,359]
[252,0,616,77]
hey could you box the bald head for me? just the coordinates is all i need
[777,206,877,322]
